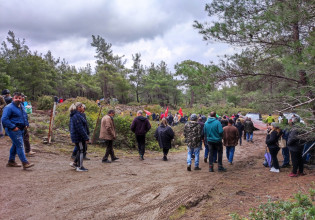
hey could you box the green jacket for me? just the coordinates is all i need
[265,116,275,124]
[204,117,223,143]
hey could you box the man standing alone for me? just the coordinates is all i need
[131,110,151,160]
[100,110,119,163]
[204,111,226,172]
[1,92,34,169]
[223,119,239,165]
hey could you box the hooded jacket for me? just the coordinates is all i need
[154,124,175,149]
[130,116,151,135]
[204,117,223,143]
[184,121,202,148]
[69,110,89,143]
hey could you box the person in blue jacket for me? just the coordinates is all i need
[204,111,226,172]
[69,102,90,172]
[1,92,34,169]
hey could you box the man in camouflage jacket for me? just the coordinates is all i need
[184,114,202,171]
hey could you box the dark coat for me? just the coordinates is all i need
[244,120,255,133]
[287,128,305,152]
[223,125,239,146]
[154,125,174,149]
[265,130,281,149]
[130,116,151,135]
[70,110,89,143]
[221,119,228,128]
[168,115,174,124]
[235,121,244,135]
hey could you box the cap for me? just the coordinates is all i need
[190,114,197,121]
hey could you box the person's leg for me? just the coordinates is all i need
[0,121,3,137]
[6,129,28,163]
[108,140,116,160]
[204,143,209,161]
[297,151,304,174]
[72,145,78,158]
[74,143,80,164]
[208,142,214,166]
[163,148,169,156]
[229,146,235,163]
[239,133,242,146]
[217,142,223,167]
[290,151,298,174]
[281,147,290,166]
[213,148,218,162]
[194,147,200,168]
[250,133,253,142]
[187,147,193,170]
[23,129,31,153]
[136,135,142,156]
[269,148,280,170]
[103,140,111,161]
[226,146,230,161]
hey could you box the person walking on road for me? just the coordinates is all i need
[235,119,244,146]
[100,110,119,163]
[223,119,239,165]
[244,118,255,142]
[131,110,151,160]
[154,118,175,161]
[69,102,90,171]
[1,92,34,170]
[204,111,226,172]
[184,114,202,171]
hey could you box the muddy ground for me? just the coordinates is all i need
[0,118,314,220]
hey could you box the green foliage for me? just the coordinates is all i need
[37,96,54,110]
[231,191,315,220]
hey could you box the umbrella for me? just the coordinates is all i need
[264,147,272,167]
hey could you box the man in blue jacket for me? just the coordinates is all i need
[1,92,34,169]
[204,111,226,172]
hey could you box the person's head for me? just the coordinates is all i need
[228,119,234,125]
[69,102,83,113]
[137,110,143,116]
[269,114,272,116]
[21,93,27,102]
[82,104,86,113]
[2,89,10,97]
[271,122,281,133]
[12,92,22,105]
[108,109,115,117]
[248,117,252,121]
[279,112,283,116]
[161,118,168,127]
[210,111,216,117]
[190,114,197,121]
[237,119,241,123]
[198,117,202,122]
[223,116,226,119]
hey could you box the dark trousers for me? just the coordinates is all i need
[103,140,116,160]
[136,135,146,156]
[74,142,86,167]
[72,144,87,158]
[23,128,31,153]
[239,131,243,145]
[290,150,304,174]
[269,147,280,169]
[163,148,169,156]
[208,141,223,166]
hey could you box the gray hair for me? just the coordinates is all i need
[69,102,83,112]
[137,110,143,115]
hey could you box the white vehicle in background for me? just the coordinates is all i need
[283,113,305,124]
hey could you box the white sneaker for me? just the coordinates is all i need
[270,167,275,172]
[272,169,280,173]
[69,162,77,169]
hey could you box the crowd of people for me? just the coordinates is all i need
[1,91,313,177]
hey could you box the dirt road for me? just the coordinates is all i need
[0,130,314,220]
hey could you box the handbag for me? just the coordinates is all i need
[264,147,272,167]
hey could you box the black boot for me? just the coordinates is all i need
[194,166,201,170]
[209,165,214,172]
[187,165,191,171]
[218,166,227,172]
[163,155,168,161]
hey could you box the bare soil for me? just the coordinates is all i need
[0,120,314,220]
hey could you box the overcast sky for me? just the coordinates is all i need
[0,0,236,71]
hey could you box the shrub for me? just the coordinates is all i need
[231,190,315,220]
[37,96,54,110]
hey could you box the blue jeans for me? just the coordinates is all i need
[6,128,28,163]
[226,146,235,163]
[246,132,253,141]
[281,147,290,165]
[187,147,200,167]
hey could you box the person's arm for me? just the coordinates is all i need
[154,128,159,140]
[1,107,16,130]
[130,118,136,133]
[146,119,151,132]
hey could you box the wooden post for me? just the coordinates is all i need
[91,105,103,144]
[48,101,57,144]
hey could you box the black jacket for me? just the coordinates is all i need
[130,116,151,135]
[235,122,244,135]
[266,130,281,149]
[154,125,174,149]
[287,128,305,152]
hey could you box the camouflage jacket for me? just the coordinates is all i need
[184,121,202,148]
